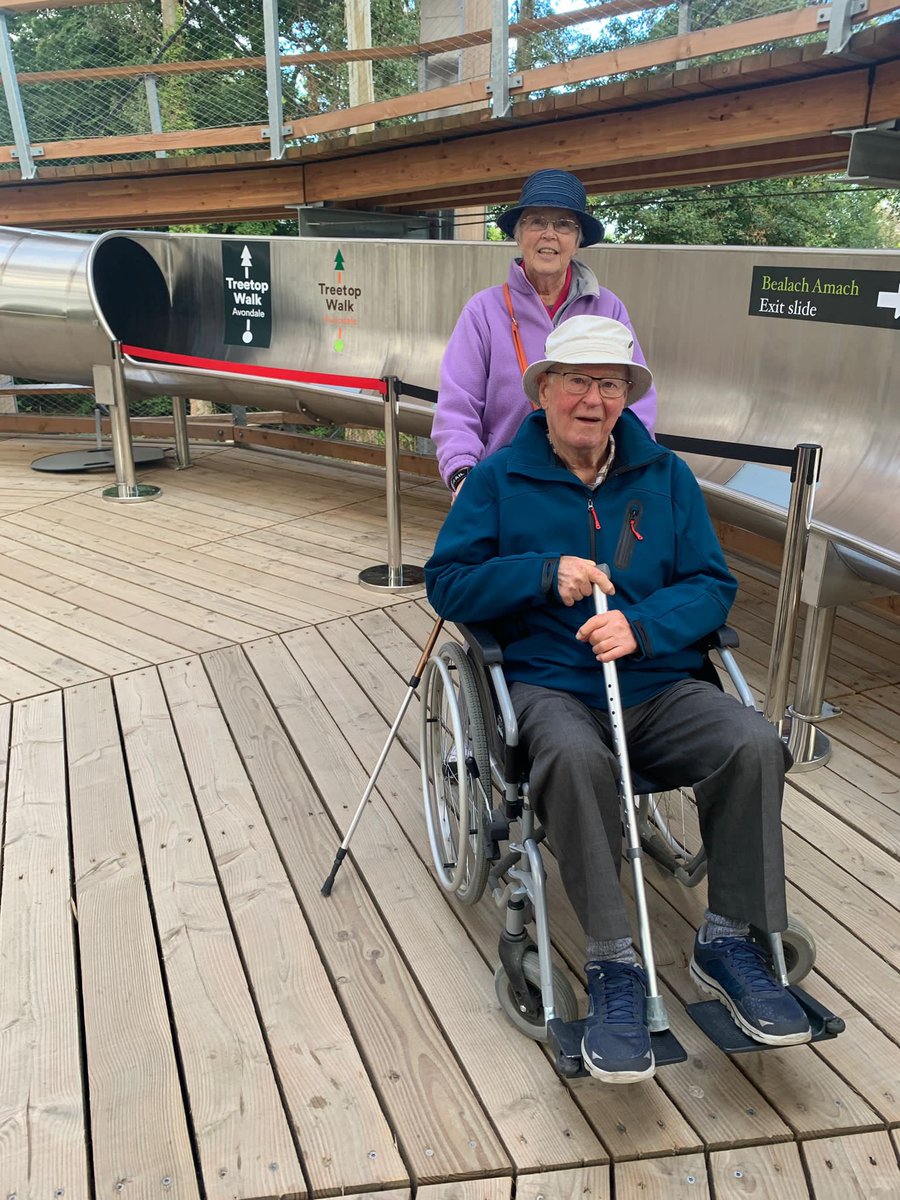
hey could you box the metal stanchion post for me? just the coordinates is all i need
[98,342,162,503]
[762,443,822,735]
[358,376,426,592]
[786,605,837,770]
[172,395,192,469]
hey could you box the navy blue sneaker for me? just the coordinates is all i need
[581,961,656,1083]
[690,936,811,1046]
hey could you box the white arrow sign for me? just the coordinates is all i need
[241,244,253,279]
[876,285,900,319]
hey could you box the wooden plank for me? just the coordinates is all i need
[3,513,299,634]
[0,592,150,675]
[199,539,400,612]
[0,696,89,1200]
[515,1167,610,1199]
[415,1183,511,1200]
[0,568,191,665]
[0,536,230,656]
[0,519,281,642]
[160,655,407,1196]
[802,1129,900,1198]
[114,667,307,1200]
[633,874,884,1138]
[237,633,606,1170]
[0,624,103,689]
[780,819,900,970]
[65,679,199,1199]
[272,625,702,1162]
[0,655,57,701]
[613,1154,710,1198]
[709,1143,809,1198]
[200,642,513,1185]
[802,972,900,1126]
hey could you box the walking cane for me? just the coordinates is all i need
[321,615,445,895]
[593,572,670,1033]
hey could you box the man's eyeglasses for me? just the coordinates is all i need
[522,214,581,236]
[547,371,631,400]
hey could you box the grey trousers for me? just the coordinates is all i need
[510,678,792,942]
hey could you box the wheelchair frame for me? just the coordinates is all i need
[419,603,841,1071]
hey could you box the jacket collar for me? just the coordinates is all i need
[508,257,601,302]
[508,408,665,483]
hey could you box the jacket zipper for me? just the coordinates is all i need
[614,500,644,570]
[587,496,600,561]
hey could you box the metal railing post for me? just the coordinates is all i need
[358,377,425,592]
[487,0,519,118]
[0,13,39,179]
[262,0,287,159]
[143,74,167,158]
[96,343,162,503]
[763,443,822,734]
[172,395,191,468]
[787,604,837,769]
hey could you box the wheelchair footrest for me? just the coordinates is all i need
[685,985,845,1054]
[548,1017,688,1079]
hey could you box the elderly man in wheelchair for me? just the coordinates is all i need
[423,315,832,1085]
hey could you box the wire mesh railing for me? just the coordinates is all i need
[0,0,895,174]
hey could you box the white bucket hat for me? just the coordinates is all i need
[522,315,653,406]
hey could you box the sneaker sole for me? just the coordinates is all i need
[580,1039,656,1083]
[690,960,812,1047]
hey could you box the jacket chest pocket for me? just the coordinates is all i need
[613,500,644,570]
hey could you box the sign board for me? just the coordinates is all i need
[749,266,900,329]
[222,241,272,347]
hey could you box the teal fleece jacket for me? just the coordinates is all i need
[425,408,737,711]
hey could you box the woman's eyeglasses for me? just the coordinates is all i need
[522,214,581,235]
[547,371,631,399]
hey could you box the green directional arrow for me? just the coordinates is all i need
[334,249,345,272]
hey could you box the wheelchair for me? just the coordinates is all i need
[419,609,843,1076]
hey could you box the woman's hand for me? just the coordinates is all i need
[557,557,613,607]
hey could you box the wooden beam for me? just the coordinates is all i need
[303,69,879,201]
[362,136,846,208]
[0,57,896,229]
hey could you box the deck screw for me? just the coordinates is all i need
[368,1152,377,1160]
[734,1170,744,1178]
[161,1178,172,1189]
[424,1148,434,1158]
[55,1192,65,1198]
[686,1175,696,1184]
[468,1140,477,1149]
[268,1162,278,1172]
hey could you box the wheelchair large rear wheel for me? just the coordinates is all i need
[638,787,707,884]
[420,641,492,905]
[494,951,579,1042]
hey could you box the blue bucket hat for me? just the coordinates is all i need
[496,169,605,246]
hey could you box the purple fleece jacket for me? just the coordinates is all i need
[432,257,658,486]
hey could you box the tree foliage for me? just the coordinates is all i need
[598,177,900,249]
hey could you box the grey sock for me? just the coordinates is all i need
[586,936,637,965]
[699,909,750,944]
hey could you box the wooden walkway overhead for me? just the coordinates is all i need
[2,13,900,229]
[1,438,899,1199]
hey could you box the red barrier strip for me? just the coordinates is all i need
[121,343,388,394]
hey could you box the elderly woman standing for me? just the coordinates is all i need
[432,168,657,495]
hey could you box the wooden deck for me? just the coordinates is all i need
[1,437,899,1200]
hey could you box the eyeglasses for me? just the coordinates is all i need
[547,371,631,400]
[522,214,581,236]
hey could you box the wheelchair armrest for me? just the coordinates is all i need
[456,622,505,667]
[695,624,740,652]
